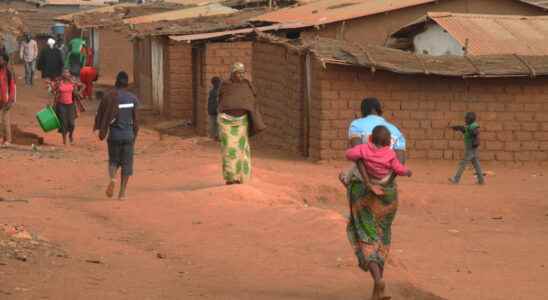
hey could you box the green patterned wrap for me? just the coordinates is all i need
[346,180,399,271]
[218,113,251,183]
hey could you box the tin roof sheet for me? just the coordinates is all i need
[27,0,117,6]
[260,36,548,78]
[168,23,300,41]
[428,12,548,56]
[124,3,236,25]
[251,0,436,28]
[516,0,548,10]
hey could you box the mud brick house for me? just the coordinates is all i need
[55,2,185,84]
[128,6,288,126]
[389,13,548,56]
[251,35,548,162]
[252,0,547,46]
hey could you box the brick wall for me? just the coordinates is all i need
[98,29,134,83]
[163,40,193,119]
[311,61,548,161]
[196,42,253,135]
[252,42,306,154]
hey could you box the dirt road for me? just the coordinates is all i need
[1,70,548,300]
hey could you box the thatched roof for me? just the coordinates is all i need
[258,36,548,78]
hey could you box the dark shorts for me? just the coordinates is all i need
[108,139,134,176]
[55,103,76,134]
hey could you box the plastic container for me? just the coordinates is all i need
[52,23,65,36]
[36,106,60,132]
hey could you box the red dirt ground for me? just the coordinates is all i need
[1,66,548,300]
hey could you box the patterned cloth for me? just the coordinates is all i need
[347,180,398,271]
[218,113,251,183]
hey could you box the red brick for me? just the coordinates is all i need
[403,120,420,129]
[540,142,548,150]
[409,150,426,159]
[436,102,450,111]
[503,122,520,131]
[505,141,521,151]
[521,122,539,131]
[524,104,543,112]
[480,151,495,161]
[432,140,448,150]
[532,151,548,161]
[515,151,532,161]
[482,131,496,141]
[432,120,450,129]
[486,141,504,151]
[521,141,539,151]
[506,103,524,112]
[534,132,548,141]
[516,132,533,141]
[443,150,454,160]
[483,122,503,132]
[535,113,548,122]
[496,152,514,161]
[487,103,505,112]
[419,101,436,111]
[515,112,534,122]
[401,101,419,110]
[427,150,443,159]
[415,140,433,150]
[497,132,514,142]
[497,112,515,121]
[451,102,466,112]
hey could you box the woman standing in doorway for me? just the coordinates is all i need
[51,69,82,145]
[217,62,266,184]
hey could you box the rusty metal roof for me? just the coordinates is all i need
[124,3,236,25]
[251,0,436,28]
[260,36,548,78]
[27,0,117,7]
[516,0,548,10]
[168,22,301,41]
[425,12,548,56]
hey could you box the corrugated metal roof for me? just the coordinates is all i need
[428,12,548,56]
[55,3,137,22]
[261,36,548,78]
[516,0,548,10]
[124,3,236,25]
[168,23,300,41]
[251,0,436,28]
[27,0,117,6]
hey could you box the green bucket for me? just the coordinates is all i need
[36,106,60,132]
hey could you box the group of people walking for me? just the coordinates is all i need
[2,42,486,296]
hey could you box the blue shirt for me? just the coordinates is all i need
[348,115,406,150]
[108,90,139,141]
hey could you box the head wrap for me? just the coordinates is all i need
[231,62,245,74]
[47,38,55,48]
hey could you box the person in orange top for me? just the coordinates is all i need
[52,69,82,145]
[79,65,98,101]
[0,53,15,147]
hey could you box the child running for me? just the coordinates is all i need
[449,112,485,185]
[346,125,412,186]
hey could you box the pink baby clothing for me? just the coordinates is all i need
[345,142,409,180]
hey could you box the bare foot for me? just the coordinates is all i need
[106,181,115,198]
[376,280,391,300]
